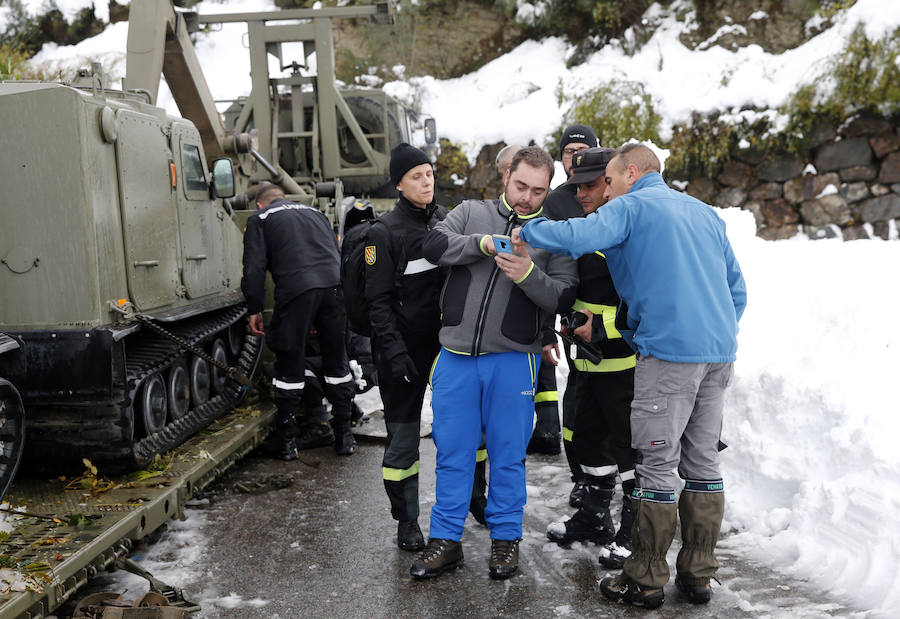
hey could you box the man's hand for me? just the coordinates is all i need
[541,342,560,367]
[248,313,265,337]
[481,235,498,256]
[495,247,532,282]
[510,226,526,248]
[573,309,593,342]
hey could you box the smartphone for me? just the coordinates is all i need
[492,234,514,254]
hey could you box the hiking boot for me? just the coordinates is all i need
[675,575,713,604]
[546,507,615,545]
[410,539,464,579]
[333,422,357,455]
[598,540,632,569]
[569,480,587,508]
[488,539,520,579]
[397,520,425,552]
[526,430,561,455]
[296,422,335,450]
[599,573,665,609]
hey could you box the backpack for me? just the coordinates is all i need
[340,218,388,337]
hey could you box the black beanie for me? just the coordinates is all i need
[390,142,431,186]
[559,124,599,159]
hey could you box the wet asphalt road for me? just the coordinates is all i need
[112,433,866,619]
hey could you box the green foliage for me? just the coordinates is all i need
[828,24,900,112]
[665,114,736,180]
[0,42,31,79]
[781,23,900,149]
[558,79,661,149]
[514,0,647,43]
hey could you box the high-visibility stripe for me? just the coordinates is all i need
[382,461,420,481]
[581,463,618,477]
[528,352,537,385]
[429,349,444,387]
[572,299,625,340]
[304,369,316,378]
[444,347,469,356]
[404,257,438,275]
[258,203,317,219]
[563,427,574,442]
[620,469,635,482]
[513,262,534,284]
[272,378,304,390]
[573,355,636,373]
[572,300,616,314]
[534,390,558,404]
[475,449,487,462]
[324,373,353,385]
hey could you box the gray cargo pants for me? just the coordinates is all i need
[630,355,733,493]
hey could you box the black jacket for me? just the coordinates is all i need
[241,198,340,314]
[572,251,635,364]
[364,196,449,360]
[542,183,583,221]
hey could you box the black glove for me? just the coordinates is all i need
[390,353,418,384]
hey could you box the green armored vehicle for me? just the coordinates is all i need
[0,73,260,472]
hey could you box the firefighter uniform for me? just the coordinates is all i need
[365,196,447,524]
[241,198,356,456]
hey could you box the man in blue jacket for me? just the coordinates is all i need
[516,143,746,609]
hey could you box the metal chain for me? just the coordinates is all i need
[134,314,256,388]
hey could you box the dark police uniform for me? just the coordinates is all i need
[241,198,355,452]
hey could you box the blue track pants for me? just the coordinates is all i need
[428,348,538,541]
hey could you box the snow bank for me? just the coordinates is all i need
[718,207,900,615]
[10,0,900,613]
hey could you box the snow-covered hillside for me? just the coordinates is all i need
[4,0,900,614]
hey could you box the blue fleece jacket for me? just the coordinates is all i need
[520,173,746,363]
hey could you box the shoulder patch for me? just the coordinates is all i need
[364,245,376,265]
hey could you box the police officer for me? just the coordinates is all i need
[365,144,448,551]
[241,184,357,460]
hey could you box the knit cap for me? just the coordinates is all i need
[390,142,431,186]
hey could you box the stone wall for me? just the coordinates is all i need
[683,115,900,240]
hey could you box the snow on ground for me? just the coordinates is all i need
[4,0,900,614]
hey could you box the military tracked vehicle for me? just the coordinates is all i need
[0,70,261,473]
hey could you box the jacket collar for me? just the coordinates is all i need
[629,172,666,193]
[397,194,437,221]
[498,193,544,222]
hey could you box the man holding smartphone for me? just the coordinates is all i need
[516,144,746,609]
[410,147,577,581]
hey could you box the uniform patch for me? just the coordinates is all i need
[364,245,376,265]
[650,440,667,446]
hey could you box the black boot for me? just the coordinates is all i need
[568,479,587,508]
[264,411,299,461]
[333,420,357,455]
[599,484,635,569]
[469,458,488,526]
[547,481,615,545]
[397,520,425,551]
[296,421,335,450]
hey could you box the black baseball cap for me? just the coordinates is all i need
[565,147,616,186]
